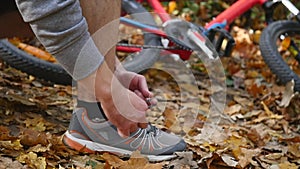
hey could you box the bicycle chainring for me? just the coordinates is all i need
[162,19,218,59]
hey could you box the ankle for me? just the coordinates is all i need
[77,100,107,120]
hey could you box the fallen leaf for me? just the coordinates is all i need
[0,156,24,169]
[247,83,265,97]
[19,129,48,147]
[247,124,270,147]
[0,125,16,140]
[278,161,298,169]
[17,152,47,169]
[288,143,300,158]
[224,104,242,115]
[27,144,51,153]
[163,108,181,133]
[279,80,297,108]
[194,124,228,145]
[0,139,23,150]
[169,151,198,169]
[103,151,165,169]
[221,154,238,167]
[238,148,261,168]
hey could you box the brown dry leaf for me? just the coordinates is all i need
[247,83,265,97]
[169,152,198,169]
[285,93,300,120]
[224,104,241,115]
[279,135,300,143]
[0,125,16,140]
[238,148,261,168]
[205,153,236,169]
[278,161,299,169]
[19,129,48,147]
[242,110,262,119]
[233,95,253,108]
[194,125,228,145]
[261,101,284,120]
[287,143,300,158]
[226,135,249,159]
[279,80,297,108]
[247,124,270,147]
[163,108,181,133]
[103,151,165,169]
[232,26,257,58]
[0,156,24,169]
[71,155,104,169]
[233,26,252,45]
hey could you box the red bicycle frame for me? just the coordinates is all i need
[205,0,267,29]
[118,0,269,59]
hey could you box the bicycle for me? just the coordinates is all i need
[0,0,300,91]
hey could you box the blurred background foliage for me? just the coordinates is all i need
[158,0,300,30]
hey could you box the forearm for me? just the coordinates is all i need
[15,0,104,80]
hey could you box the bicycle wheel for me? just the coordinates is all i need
[0,39,72,85]
[0,0,160,85]
[259,20,300,91]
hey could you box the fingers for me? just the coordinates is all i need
[134,90,144,99]
[129,74,151,97]
[137,75,152,98]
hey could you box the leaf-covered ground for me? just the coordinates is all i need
[1,1,300,169]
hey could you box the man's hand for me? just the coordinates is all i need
[115,62,157,106]
[77,60,149,137]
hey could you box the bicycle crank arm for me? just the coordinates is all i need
[281,0,299,16]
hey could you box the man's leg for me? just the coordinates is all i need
[65,1,186,160]
[77,0,120,102]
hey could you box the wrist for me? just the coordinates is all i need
[77,61,115,102]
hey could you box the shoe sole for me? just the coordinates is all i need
[63,131,176,162]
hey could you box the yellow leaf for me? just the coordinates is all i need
[17,152,47,169]
[168,1,177,14]
[288,143,300,158]
[226,136,247,159]
[27,144,51,153]
[202,142,217,152]
[280,37,291,51]
[261,101,274,116]
[0,139,23,150]
[278,161,298,169]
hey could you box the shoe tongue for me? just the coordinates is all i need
[77,100,107,120]
[146,124,158,135]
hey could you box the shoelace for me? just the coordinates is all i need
[145,124,158,136]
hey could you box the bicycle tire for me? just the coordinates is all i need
[259,20,300,91]
[0,0,160,85]
[0,39,72,85]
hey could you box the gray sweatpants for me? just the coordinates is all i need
[15,0,104,80]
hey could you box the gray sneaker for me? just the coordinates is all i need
[63,106,186,161]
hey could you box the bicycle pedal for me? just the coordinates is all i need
[206,28,235,57]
